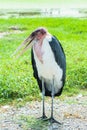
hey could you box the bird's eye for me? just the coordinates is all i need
[31,33,35,37]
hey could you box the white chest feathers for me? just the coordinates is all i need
[33,36,63,94]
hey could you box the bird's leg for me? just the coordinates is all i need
[49,76,61,124]
[50,83,54,121]
[42,78,47,119]
[39,78,47,120]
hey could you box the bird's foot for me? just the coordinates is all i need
[49,117,61,124]
[38,114,48,120]
[45,117,61,124]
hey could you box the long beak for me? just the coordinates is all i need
[12,36,34,58]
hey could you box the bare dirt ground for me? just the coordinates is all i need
[0,29,24,39]
[0,95,87,130]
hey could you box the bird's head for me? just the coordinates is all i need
[12,27,47,58]
[29,27,47,41]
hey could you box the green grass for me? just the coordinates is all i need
[0,17,87,104]
[17,115,62,130]
[18,116,50,130]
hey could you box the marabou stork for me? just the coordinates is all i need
[13,27,66,124]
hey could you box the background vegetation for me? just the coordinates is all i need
[0,17,87,104]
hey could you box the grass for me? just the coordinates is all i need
[0,17,87,104]
[19,116,50,130]
[17,115,61,130]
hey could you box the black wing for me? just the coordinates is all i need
[49,36,66,86]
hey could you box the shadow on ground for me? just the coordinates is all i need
[19,116,62,130]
